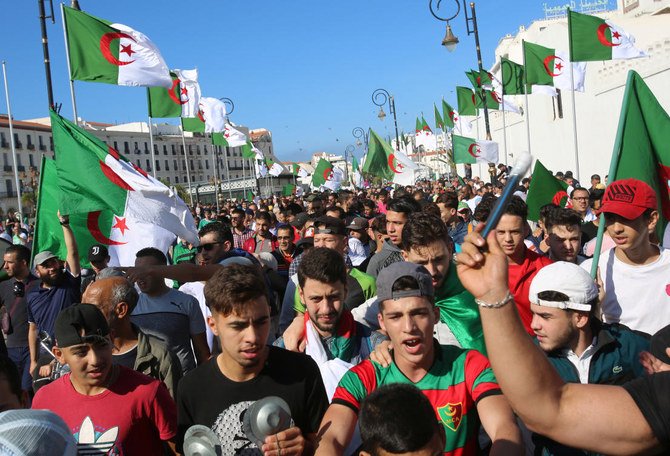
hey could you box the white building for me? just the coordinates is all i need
[479,0,670,182]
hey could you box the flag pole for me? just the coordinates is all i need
[589,71,635,279]
[499,57,509,166]
[2,61,24,221]
[180,128,194,206]
[223,145,232,200]
[569,60,581,182]
[521,40,532,154]
[241,149,248,200]
[60,3,79,125]
[147,117,157,179]
[209,134,220,213]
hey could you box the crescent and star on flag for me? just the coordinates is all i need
[100,32,136,66]
[543,55,564,77]
[597,24,622,47]
[387,154,404,174]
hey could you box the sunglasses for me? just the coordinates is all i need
[196,241,225,253]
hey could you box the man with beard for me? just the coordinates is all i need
[275,248,384,399]
[544,208,586,264]
[27,213,81,380]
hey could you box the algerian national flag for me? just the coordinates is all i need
[351,155,359,172]
[499,58,525,95]
[182,115,205,133]
[434,104,445,130]
[63,6,171,88]
[255,161,268,178]
[363,130,394,181]
[224,123,248,147]
[442,100,456,129]
[465,69,494,90]
[453,112,473,136]
[609,71,670,240]
[526,160,569,222]
[212,132,226,146]
[421,116,432,134]
[282,183,296,196]
[323,167,344,192]
[415,117,422,134]
[199,97,228,133]
[312,158,334,187]
[453,135,498,164]
[457,86,478,116]
[33,157,178,267]
[391,150,419,187]
[475,90,501,110]
[47,111,197,263]
[240,141,257,159]
[293,163,309,178]
[147,69,200,118]
[568,10,646,62]
[523,41,587,92]
[268,160,283,177]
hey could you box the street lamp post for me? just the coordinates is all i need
[344,144,355,186]
[218,97,235,200]
[372,89,400,151]
[429,0,491,140]
[352,127,369,153]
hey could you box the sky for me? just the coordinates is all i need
[0,0,615,163]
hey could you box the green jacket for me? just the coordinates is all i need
[134,325,183,398]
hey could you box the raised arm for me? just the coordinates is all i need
[59,213,80,277]
[455,226,659,455]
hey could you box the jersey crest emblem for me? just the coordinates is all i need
[438,402,463,432]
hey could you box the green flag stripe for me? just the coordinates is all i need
[453,135,477,164]
[523,41,556,87]
[147,72,182,118]
[568,10,612,62]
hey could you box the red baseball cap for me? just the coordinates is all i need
[601,178,657,220]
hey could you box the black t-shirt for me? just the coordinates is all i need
[0,274,40,348]
[113,345,138,370]
[177,346,328,454]
[623,371,670,447]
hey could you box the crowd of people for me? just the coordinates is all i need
[0,168,669,455]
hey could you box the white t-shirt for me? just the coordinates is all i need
[581,247,670,335]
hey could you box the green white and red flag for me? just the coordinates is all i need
[442,100,456,129]
[362,130,394,181]
[456,86,478,116]
[38,111,197,266]
[523,41,587,93]
[312,158,335,187]
[525,159,569,222]
[434,103,445,130]
[568,10,646,62]
[63,6,171,88]
[453,135,499,164]
[147,69,200,118]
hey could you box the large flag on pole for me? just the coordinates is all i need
[568,10,646,62]
[49,110,198,247]
[442,100,456,129]
[199,97,228,133]
[362,130,395,181]
[465,69,494,90]
[607,71,670,240]
[223,123,248,147]
[62,6,171,88]
[33,157,179,267]
[147,69,200,118]
[181,115,205,133]
[499,58,525,95]
[523,41,587,92]
[457,86,478,116]
[312,158,334,187]
[453,135,498,164]
[434,103,445,130]
[525,160,569,222]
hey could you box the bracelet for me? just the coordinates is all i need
[475,291,514,308]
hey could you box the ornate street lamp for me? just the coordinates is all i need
[371,89,400,151]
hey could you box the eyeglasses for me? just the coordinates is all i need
[196,242,225,253]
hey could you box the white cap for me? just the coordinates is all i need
[529,262,598,312]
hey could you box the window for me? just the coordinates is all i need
[205,161,210,170]
[190,160,194,170]
[163,145,168,155]
[13,133,22,149]
[153,144,159,153]
[171,144,176,155]
[16,155,22,167]
[180,145,184,154]
[196,145,201,155]
[124,142,130,153]
[173,160,178,170]
[165,160,169,171]
[175,175,179,183]
[166,176,170,184]
[29,154,34,167]
[26,135,34,150]
[39,136,46,151]
[144,142,149,154]
[3,153,9,166]
[182,159,186,169]
[204,146,208,155]
[188,144,193,155]
[146,159,151,170]
[5,179,13,198]
[113,141,118,151]
[0,133,7,147]
[198,160,202,170]
[155,160,160,171]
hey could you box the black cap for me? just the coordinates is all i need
[55,304,110,348]
[290,212,309,228]
[88,244,109,264]
[314,216,346,236]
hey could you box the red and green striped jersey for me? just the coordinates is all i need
[332,344,500,456]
